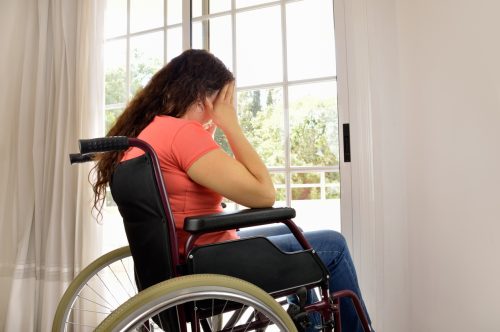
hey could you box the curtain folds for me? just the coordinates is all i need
[0,0,104,330]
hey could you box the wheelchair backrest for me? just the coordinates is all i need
[110,152,182,331]
[110,154,175,290]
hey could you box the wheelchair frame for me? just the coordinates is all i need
[60,136,371,332]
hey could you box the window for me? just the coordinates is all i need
[102,0,342,251]
[102,0,185,251]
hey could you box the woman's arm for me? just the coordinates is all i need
[187,82,275,208]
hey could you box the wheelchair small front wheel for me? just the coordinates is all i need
[96,274,298,332]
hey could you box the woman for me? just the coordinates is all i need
[92,49,373,332]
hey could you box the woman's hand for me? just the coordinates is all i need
[189,80,275,208]
[205,81,240,133]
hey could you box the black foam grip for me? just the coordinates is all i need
[184,207,296,234]
[69,153,95,164]
[79,136,129,154]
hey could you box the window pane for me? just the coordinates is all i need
[286,0,336,80]
[130,0,163,33]
[325,171,340,183]
[130,32,164,95]
[221,197,239,211]
[326,171,340,199]
[292,172,321,184]
[236,0,276,9]
[271,173,286,204]
[289,81,339,167]
[105,0,127,38]
[105,108,124,133]
[291,172,321,200]
[210,15,233,71]
[214,128,232,156]
[326,186,340,199]
[292,187,321,201]
[192,21,204,50]
[167,0,182,25]
[291,171,341,232]
[167,27,183,62]
[236,6,282,86]
[237,87,285,167]
[104,39,127,105]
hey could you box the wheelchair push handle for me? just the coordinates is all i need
[69,153,95,164]
[79,136,130,154]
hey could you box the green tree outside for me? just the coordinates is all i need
[105,48,162,133]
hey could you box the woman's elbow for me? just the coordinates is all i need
[254,187,276,208]
[239,190,275,208]
[265,187,276,206]
[236,185,275,208]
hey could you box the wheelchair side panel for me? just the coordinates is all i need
[186,237,329,295]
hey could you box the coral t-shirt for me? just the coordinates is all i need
[121,115,238,255]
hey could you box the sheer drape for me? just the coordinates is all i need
[0,0,104,330]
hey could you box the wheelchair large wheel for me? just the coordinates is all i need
[52,246,136,331]
[96,274,298,332]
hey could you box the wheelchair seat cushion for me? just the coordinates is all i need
[186,237,328,295]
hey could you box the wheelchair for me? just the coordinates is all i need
[52,136,371,332]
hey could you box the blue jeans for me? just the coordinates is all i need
[237,225,373,332]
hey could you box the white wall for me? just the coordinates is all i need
[346,0,500,330]
[341,0,410,330]
[366,1,411,331]
[396,0,500,330]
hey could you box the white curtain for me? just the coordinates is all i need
[0,0,105,330]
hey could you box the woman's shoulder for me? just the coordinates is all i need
[149,116,218,169]
[154,115,203,132]
[146,116,211,147]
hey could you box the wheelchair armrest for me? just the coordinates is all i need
[183,207,296,234]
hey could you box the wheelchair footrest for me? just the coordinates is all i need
[287,287,310,332]
[287,303,310,332]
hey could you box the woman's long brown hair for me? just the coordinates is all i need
[92,49,234,217]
